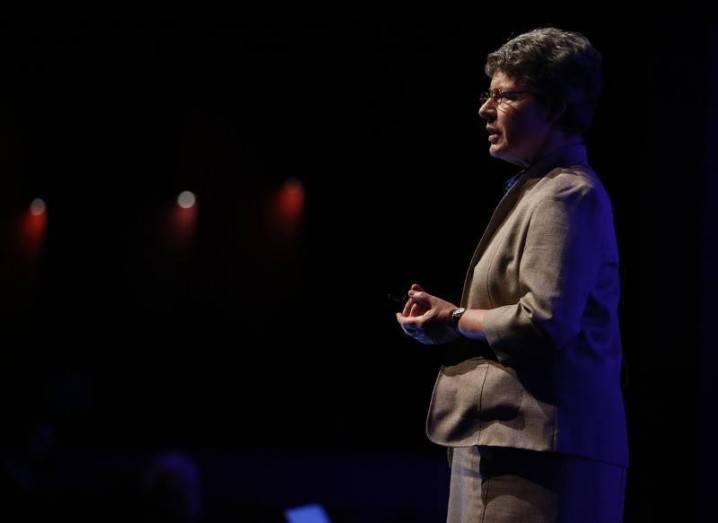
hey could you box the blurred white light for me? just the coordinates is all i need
[30,198,46,216]
[177,191,196,209]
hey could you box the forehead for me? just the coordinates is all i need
[489,70,523,90]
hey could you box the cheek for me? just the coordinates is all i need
[501,120,525,147]
[504,112,542,146]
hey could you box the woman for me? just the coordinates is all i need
[396,28,628,522]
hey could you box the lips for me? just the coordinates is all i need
[486,127,500,143]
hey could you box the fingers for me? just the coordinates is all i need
[395,312,415,336]
[410,302,419,317]
[396,312,436,345]
[401,299,425,319]
[408,283,426,302]
[396,311,419,329]
[408,290,431,306]
[402,297,413,317]
[401,283,428,317]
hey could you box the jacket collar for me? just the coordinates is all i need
[522,142,588,183]
[527,141,588,174]
[505,141,589,193]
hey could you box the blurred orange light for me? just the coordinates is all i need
[277,178,305,226]
[22,199,48,255]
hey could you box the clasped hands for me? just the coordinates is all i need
[395,283,461,345]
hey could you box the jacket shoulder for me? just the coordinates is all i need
[533,165,611,207]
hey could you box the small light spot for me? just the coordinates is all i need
[178,191,196,209]
[30,198,46,216]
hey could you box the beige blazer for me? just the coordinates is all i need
[426,143,629,467]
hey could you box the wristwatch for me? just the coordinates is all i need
[450,307,466,330]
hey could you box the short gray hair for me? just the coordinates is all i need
[485,27,603,137]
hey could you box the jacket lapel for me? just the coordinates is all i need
[459,172,528,306]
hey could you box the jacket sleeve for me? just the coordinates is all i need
[481,183,607,366]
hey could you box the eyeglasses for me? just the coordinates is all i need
[479,89,532,106]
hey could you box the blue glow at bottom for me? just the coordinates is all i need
[284,503,332,523]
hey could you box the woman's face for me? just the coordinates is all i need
[478,70,555,167]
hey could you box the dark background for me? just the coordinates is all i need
[0,16,714,522]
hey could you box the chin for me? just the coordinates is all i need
[489,147,524,167]
[489,145,507,160]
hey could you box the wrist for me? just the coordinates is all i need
[449,307,466,337]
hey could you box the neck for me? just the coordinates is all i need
[520,132,583,168]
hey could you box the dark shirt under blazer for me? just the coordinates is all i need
[426,143,629,468]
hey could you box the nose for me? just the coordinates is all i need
[478,99,495,121]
